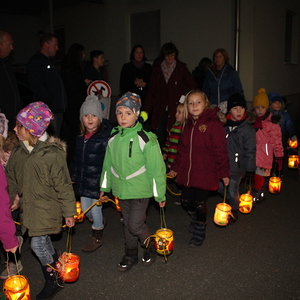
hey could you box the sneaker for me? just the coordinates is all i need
[0,261,23,279]
[117,256,138,272]
[142,241,156,266]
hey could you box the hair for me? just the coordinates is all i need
[3,131,18,152]
[129,44,147,61]
[177,103,184,110]
[79,118,101,136]
[183,89,210,121]
[198,57,212,71]
[159,42,179,61]
[212,48,229,65]
[61,43,85,73]
[39,33,57,47]
[90,50,104,62]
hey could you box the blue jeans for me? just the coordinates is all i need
[31,235,55,266]
[218,174,242,211]
[81,197,103,229]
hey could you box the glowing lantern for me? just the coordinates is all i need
[239,193,253,214]
[288,139,298,149]
[269,177,282,194]
[3,275,31,300]
[288,155,299,168]
[214,203,233,226]
[154,228,174,256]
[56,252,80,283]
[73,201,85,222]
[114,196,121,212]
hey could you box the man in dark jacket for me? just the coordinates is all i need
[27,33,67,137]
[0,30,22,130]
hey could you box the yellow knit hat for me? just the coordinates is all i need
[253,88,269,108]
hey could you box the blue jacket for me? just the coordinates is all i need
[202,64,244,106]
[70,119,112,199]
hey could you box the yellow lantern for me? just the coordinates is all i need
[288,138,298,149]
[268,177,282,194]
[288,155,299,168]
[239,193,253,214]
[154,228,174,256]
[73,201,85,222]
[214,203,233,226]
[3,275,31,300]
[56,252,80,283]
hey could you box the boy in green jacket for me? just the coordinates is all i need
[100,92,166,272]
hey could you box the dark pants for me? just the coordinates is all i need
[119,198,152,250]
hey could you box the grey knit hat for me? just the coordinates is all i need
[80,95,103,122]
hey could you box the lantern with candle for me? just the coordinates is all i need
[73,201,85,222]
[268,176,282,194]
[214,203,233,226]
[56,252,80,283]
[154,228,174,255]
[114,196,121,212]
[239,192,253,214]
[288,138,298,149]
[288,155,299,169]
[3,275,31,300]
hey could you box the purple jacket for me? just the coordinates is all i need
[172,108,230,190]
[0,166,18,250]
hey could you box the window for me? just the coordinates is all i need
[284,10,298,64]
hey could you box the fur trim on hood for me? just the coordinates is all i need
[48,136,67,153]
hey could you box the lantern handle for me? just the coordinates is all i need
[223,185,227,203]
[160,207,167,229]
[66,227,73,253]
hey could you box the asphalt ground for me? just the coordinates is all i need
[1,164,300,300]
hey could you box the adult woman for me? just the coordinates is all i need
[119,45,152,101]
[144,42,197,147]
[202,48,244,113]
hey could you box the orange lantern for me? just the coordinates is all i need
[114,196,121,212]
[3,275,31,300]
[154,228,174,256]
[73,201,85,222]
[239,193,253,214]
[268,177,282,194]
[288,155,299,168]
[288,138,298,149]
[56,252,80,283]
[214,203,233,226]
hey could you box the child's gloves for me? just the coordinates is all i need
[274,157,283,171]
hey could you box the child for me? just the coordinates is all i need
[70,95,111,252]
[99,92,166,272]
[163,103,184,167]
[220,93,256,222]
[251,88,284,203]
[268,92,297,148]
[169,89,230,247]
[5,102,76,300]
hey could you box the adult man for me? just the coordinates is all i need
[27,33,67,137]
[0,30,22,130]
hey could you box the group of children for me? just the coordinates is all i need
[0,86,296,299]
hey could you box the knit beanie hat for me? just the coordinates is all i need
[227,93,247,112]
[253,88,269,108]
[268,92,283,103]
[16,101,53,137]
[116,92,141,116]
[80,95,103,122]
[0,113,8,138]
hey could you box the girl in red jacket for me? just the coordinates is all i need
[169,90,230,247]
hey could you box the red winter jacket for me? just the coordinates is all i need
[144,60,198,131]
[172,108,230,190]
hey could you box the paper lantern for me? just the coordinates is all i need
[268,177,282,194]
[214,203,233,226]
[56,252,80,283]
[288,139,298,149]
[114,196,121,212]
[3,275,31,300]
[73,201,85,222]
[154,228,174,255]
[239,193,253,214]
[288,155,299,169]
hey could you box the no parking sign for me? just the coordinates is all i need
[87,80,111,120]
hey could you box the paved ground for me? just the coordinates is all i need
[1,164,300,300]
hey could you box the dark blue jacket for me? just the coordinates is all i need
[70,119,112,199]
[202,64,244,106]
[27,52,67,113]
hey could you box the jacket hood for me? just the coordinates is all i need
[47,136,67,153]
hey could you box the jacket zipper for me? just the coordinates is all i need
[187,124,195,185]
[129,138,133,157]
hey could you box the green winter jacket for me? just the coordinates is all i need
[6,136,76,237]
[100,122,166,201]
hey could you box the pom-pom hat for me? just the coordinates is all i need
[16,101,53,137]
[80,95,103,122]
[253,88,269,108]
[116,92,141,116]
[227,93,247,112]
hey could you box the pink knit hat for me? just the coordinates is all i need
[16,101,54,137]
